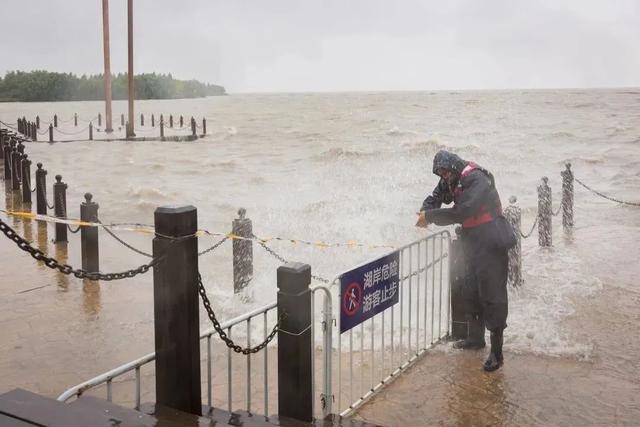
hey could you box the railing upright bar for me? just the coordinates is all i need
[416,242,421,353]
[370,317,374,392]
[263,311,268,417]
[310,291,316,417]
[381,310,385,375]
[247,317,251,413]
[228,326,233,413]
[106,379,112,402]
[431,238,436,344]
[391,288,395,372]
[349,328,353,406]
[438,235,444,338]
[135,367,140,410]
[360,322,364,399]
[408,245,412,353]
[207,335,212,409]
[399,248,404,362]
[423,240,429,348]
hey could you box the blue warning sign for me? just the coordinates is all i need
[340,251,400,333]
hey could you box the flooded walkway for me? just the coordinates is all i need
[355,223,640,426]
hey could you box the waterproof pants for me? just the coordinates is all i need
[462,233,509,332]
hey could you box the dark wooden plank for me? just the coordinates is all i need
[70,395,158,426]
[0,413,42,427]
[0,388,113,427]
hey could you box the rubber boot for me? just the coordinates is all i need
[483,329,504,372]
[453,315,486,350]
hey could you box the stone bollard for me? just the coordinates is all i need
[121,113,125,127]
[17,118,22,134]
[169,114,174,128]
[277,262,313,422]
[180,115,184,128]
[202,118,206,135]
[36,116,40,129]
[232,208,253,293]
[98,113,102,127]
[151,114,155,127]
[54,114,58,128]
[35,163,48,215]
[54,175,68,243]
[561,163,574,232]
[17,140,24,155]
[449,227,467,340]
[74,113,78,127]
[153,205,201,415]
[190,117,196,137]
[49,124,54,143]
[32,122,37,141]
[11,149,21,190]
[504,196,523,287]
[3,142,11,180]
[89,123,93,141]
[80,193,99,273]
[21,154,32,205]
[538,177,552,247]
[160,118,165,139]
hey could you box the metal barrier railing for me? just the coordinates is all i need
[57,302,278,415]
[321,230,451,417]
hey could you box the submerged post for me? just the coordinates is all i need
[180,115,184,128]
[21,154,32,205]
[32,122,37,141]
[169,114,173,128]
[54,114,58,128]
[11,149,21,191]
[36,116,40,129]
[74,113,78,127]
[80,193,99,273]
[153,205,201,415]
[89,123,93,141]
[98,113,102,128]
[160,118,165,139]
[232,208,253,293]
[151,114,155,127]
[277,262,313,422]
[54,175,68,243]
[140,113,144,127]
[504,196,522,287]
[190,117,196,137]
[3,142,11,180]
[561,163,574,232]
[49,124,54,143]
[449,227,467,340]
[538,177,552,247]
[121,113,125,127]
[35,163,48,215]
[202,117,206,135]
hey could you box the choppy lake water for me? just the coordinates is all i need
[1,90,639,424]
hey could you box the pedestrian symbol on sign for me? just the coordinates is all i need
[343,282,362,316]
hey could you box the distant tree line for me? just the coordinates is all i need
[0,70,226,102]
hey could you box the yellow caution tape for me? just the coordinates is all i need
[0,209,396,249]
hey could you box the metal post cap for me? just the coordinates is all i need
[542,176,549,184]
[238,208,246,219]
[55,175,63,183]
[84,193,93,203]
[509,196,517,204]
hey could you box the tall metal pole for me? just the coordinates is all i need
[101,0,114,133]
[127,0,136,138]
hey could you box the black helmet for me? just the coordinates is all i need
[432,150,466,176]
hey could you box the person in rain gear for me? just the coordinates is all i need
[416,150,509,372]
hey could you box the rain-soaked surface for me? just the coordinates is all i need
[1,90,639,424]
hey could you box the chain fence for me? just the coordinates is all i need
[197,272,282,354]
[254,235,331,284]
[575,177,640,207]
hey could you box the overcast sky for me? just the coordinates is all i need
[1,0,638,92]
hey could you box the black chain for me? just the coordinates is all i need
[0,217,159,281]
[254,236,330,284]
[67,224,82,234]
[520,216,538,239]
[99,220,153,258]
[198,236,228,256]
[575,177,640,207]
[197,273,281,355]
